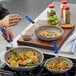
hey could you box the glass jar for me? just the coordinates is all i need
[47,4,56,17]
[60,1,68,18]
[63,6,70,24]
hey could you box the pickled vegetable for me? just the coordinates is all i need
[47,10,56,17]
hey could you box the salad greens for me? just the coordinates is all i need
[48,15,60,25]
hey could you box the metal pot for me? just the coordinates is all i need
[4,46,44,71]
[44,57,73,73]
[35,25,64,41]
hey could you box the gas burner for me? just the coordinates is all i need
[0,54,76,76]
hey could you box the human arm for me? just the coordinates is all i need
[0,4,21,40]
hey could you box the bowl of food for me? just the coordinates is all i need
[4,46,44,71]
[44,57,73,73]
[35,25,64,41]
[22,35,32,41]
[48,15,60,25]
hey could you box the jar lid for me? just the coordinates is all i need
[64,6,70,10]
[62,1,68,4]
[48,5,54,8]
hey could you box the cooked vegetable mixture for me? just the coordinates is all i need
[39,30,58,37]
[7,51,39,67]
[47,59,69,71]
[48,15,60,25]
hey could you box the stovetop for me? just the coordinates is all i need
[0,54,76,76]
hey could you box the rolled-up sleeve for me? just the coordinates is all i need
[0,4,9,20]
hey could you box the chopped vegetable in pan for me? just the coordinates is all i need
[7,51,39,67]
[47,59,69,71]
[39,30,58,37]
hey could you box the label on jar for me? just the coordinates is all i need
[63,10,66,23]
[63,10,70,24]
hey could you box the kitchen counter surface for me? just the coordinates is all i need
[1,1,76,60]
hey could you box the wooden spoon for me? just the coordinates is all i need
[59,24,74,29]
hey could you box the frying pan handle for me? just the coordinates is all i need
[25,16,35,24]
[53,41,58,54]
[1,28,12,43]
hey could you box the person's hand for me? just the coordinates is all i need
[2,27,13,41]
[1,14,22,27]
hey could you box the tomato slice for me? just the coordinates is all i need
[48,64,53,68]
[58,59,61,63]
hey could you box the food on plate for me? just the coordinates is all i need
[47,59,69,71]
[7,51,39,67]
[22,35,32,40]
[48,15,60,25]
[39,30,58,37]
[59,24,74,28]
